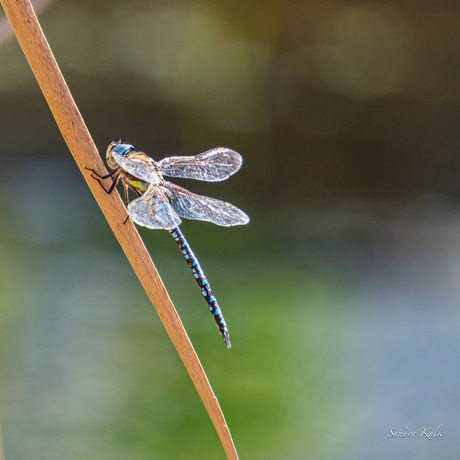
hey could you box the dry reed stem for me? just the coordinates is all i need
[0,0,238,458]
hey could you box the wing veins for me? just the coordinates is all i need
[163,182,249,227]
[157,147,243,182]
[127,184,181,229]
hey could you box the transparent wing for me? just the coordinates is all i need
[163,182,250,227]
[112,150,162,184]
[157,147,243,182]
[128,185,182,229]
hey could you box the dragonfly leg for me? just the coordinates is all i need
[122,180,130,224]
[86,167,120,194]
[87,168,133,225]
[122,181,129,206]
[121,183,143,224]
[169,226,232,349]
[85,167,116,180]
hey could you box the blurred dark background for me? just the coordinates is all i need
[1,0,460,459]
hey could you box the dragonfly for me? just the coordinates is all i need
[87,141,250,348]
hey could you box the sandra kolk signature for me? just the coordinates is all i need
[387,425,443,440]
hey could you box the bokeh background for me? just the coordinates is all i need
[1,0,460,458]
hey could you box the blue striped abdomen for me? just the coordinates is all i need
[169,227,231,348]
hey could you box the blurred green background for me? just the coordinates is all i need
[1,0,460,458]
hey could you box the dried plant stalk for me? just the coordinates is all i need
[0,0,238,458]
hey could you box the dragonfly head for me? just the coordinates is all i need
[106,141,134,169]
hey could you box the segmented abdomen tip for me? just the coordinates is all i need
[223,333,232,349]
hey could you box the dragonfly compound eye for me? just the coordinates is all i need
[106,142,134,169]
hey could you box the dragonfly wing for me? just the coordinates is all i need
[157,147,243,182]
[128,185,182,229]
[112,150,161,184]
[163,182,250,227]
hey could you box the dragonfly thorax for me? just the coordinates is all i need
[122,171,149,193]
[107,141,164,185]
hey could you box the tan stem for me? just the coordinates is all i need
[0,0,238,458]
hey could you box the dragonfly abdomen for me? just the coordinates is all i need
[169,227,231,348]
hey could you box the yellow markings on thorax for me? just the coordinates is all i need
[129,179,148,192]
